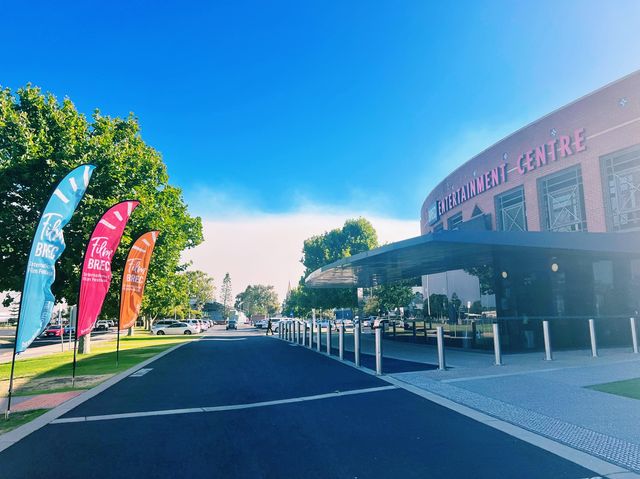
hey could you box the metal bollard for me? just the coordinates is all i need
[354,322,361,367]
[297,321,301,344]
[543,320,553,361]
[302,322,307,346]
[436,326,446,370]
[492,323,502,366]
[326,323,332,355]
[308,320,313,348]
[375,326,383,375]
[589,319,598,357]
[631,317,638,354]
[338,323,344,360]
[317,321,322,352]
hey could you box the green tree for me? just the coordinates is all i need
[426,294,449,318]
[0,85,203,320]
[293,218,378,312]
[464,265,495,295]
[374,281,416,314]
[221,273,232,319]
[185,270,215,311]
[235,284,280,318]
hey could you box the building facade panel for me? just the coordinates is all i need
[421,72,640,236]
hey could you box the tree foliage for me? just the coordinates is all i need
[185,270,215,311]
[283,218,378,315]
[0,85,203,319]
[235,284,279,318]
[374,281,415,314]
[220,273,232,319]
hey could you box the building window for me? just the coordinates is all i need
[447,212,463,230]
[433,223,444,233]
[495,186,527,231]
[538,166,587,232]
[601,144,640,231]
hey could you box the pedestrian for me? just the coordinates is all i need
[266,318,273,335]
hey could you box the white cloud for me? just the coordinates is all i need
[182,210,418,302]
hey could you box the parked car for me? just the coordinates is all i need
[64,326,75,335]
[153,319,180,329]
[183,319,202,333]
[254,320,266,329]
[362,317,377,328]
[226,319,237,330]
[43,325,64,337]
[94,320,110,331]
[152,322,197,335]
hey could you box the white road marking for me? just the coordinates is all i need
[129,368,152,377]
[203,338,247,341]
[50,386,397,424]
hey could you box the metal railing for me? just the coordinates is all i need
[273,315,639,374]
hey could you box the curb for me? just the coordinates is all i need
[0,337,197,453]
[279,335,640,479]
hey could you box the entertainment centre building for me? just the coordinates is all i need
[307,71,640,351]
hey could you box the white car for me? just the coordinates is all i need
[152,322,198,335]
[183,320,202,333]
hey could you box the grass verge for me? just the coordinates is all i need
[587,378,640,400]
[1,333,198,395]
[0,409,49,434]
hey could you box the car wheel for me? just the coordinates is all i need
[157,330,165,335]
[184,330,192,335]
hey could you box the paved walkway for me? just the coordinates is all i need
[325,329,640,473]
[1,391,83,413]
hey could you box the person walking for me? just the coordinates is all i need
[266,318,274,335]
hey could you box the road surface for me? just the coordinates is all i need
[0,326,597,478]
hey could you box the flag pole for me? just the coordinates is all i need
[4,346,19,420]
[72,325,78,388]
[116,325,121,367]
[5,292,25,420]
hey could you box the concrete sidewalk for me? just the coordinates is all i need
[326,329,640,473]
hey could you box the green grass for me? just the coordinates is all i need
[1,333,198,394]
[588,378,640,400]
[0,409,48,434]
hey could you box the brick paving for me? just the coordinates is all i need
[1,391,83,413]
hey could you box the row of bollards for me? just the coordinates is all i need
[540,317,639,361]
[277,316,639,373]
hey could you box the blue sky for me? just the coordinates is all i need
[2,1,639,220]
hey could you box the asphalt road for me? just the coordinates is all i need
[0,327,597,479]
